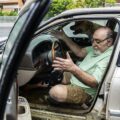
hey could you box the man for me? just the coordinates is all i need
[49,27,113,105]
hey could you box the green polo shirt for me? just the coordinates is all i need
[70,46,113,97]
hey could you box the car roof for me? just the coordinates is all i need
[61,7,120,14]
[36,7,120,36]
[57,7,120,18]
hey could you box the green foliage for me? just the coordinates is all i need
[47,0,73,18]
[45,0,117,18]
[106,0,116,4]
[81,0,104,7]
[67,0,105,8]
[0,10,18,16]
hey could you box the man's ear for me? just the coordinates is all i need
[107,38,113,46]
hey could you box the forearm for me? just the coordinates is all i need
[62,36,86,58]
[71,64,98,88]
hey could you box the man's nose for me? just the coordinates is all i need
[92,41,97,47]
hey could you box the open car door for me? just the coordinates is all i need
[0,0,50,120]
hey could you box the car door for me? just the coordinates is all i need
[106,21,120,120]
[0,0,51,120]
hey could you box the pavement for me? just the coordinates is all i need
[0,22,14,41]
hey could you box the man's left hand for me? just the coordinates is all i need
[52,52,76,72]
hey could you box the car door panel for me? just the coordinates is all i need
[0,0,51,119]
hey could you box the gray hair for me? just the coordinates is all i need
[96,26,113,43]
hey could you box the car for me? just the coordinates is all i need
[0,0,120,120]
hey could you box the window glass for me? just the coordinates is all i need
[114,23,119,32]
[63,20,107,38]
[0,11,29,75]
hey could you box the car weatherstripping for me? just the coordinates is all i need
[0,2,120,120]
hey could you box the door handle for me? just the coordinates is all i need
[109,109,120,117]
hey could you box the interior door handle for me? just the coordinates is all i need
[109,109,120,117]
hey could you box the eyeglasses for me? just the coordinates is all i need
[92,36,111,44]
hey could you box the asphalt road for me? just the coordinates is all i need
[0,22,14,41]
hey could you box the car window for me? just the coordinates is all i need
[114,23,119,32]
[91,20,107,26]
[63,22,88,38]
[63,20,107,39]
[0,11,28,72]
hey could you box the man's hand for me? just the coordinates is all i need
[52,52,76,72]
[51,29,87,58]
[51,30,67,40]
[52,52,98,88]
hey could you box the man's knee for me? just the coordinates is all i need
[49,85,67,102]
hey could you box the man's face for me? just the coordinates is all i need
[92,29,111,55]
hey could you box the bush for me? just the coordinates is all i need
[45,0,117,19]
[0,10,18,16]
[46,0,73,18]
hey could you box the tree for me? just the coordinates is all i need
[67,0,116,8]
[105,0,117,6]
[106,0,116,4]
[46,0,117,18]
[47,0,73,18]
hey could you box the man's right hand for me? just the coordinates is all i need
[51,29,87,58]
[51,30,67,41]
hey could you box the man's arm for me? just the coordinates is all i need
[52,52,98,88]
[51,30,87,58]
[71,64,98,88]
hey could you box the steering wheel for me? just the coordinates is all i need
[51,40,65,61]
[47,40,66,86]
[33,40,66,86]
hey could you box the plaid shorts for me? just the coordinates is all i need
[66,84,91,105]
